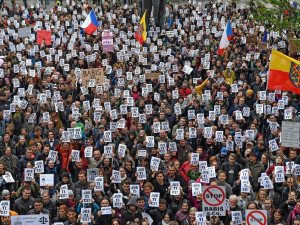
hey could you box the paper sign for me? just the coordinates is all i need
[0,201,10,216]
[113,193,123,207]
[87,168,99,182]
[94,177,104,191]
[60,184,69,199]
[40,174,54,186]
[80,208,91,223]
[149,192,160,207]
[130,184,140,197]
[82,190,92,204]
[34,160,44,174]
[24,168,34,181]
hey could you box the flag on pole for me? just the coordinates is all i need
[217,20,233,56]
[135,10,147,45]
[267,50,300,94]
[262,30,267,42]
[80,10,99,35]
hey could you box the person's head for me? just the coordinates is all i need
[111,218,120,225]
[229,195,238,208]
[58,205,67,218]
[296,199,300,210]
[42,190,50,203]
[181,199,190,212]
[137,197,145,209]
[1,190,10,200]
[78,171,87,183]
[247,201,259,209]
[100,197,110,207]
[61,172,69,184]
[33,198,44,212]
[264,197,273,210]
[143,182,154,196]
[256,188,267,201]
[22,187,31,199]
[163,212,172,223]
[188,208,197,222]
[66,207,77,222]
[159,198,167,211]
[94,150,101,160]
[273,209,284,221]
[121,178,131,192]
[218,170,226,182]
[25,147,33,158]
[228,153,236,165]
[249,151,258,163]
[75,158,83,169]
[294,218,300,225]
[168,165,176,178]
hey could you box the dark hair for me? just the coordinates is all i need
[34,198,43,204]
[159,198,167,205]
[67,207,76,213]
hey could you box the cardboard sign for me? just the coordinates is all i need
[145,73,161,80]
[289,39,300,53]
[81,68,105,87]
[247,34,258,44]
[202,186,226,216]
[258,41,267,50]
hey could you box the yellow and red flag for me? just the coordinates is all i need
[267,50,300,94]
[135,10,147,45]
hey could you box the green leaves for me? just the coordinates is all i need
[249,0,299,38]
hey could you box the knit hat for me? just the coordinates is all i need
[61,172,69,179]
[246,89,253,96]
[1,190,9,196]
[188,180,196,185]
[68,190,74,196]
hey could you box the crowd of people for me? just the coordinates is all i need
[0,0,299,224]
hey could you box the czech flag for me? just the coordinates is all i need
[81,10,99,35]
[217,20,233,56]
[267,50,300,95]
[135,10,147,45]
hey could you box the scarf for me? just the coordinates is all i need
[292,207,300,219]
[162,221,170,225]
[66,199,76,208]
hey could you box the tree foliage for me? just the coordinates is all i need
[249,0,299,37]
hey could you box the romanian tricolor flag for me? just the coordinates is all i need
[267,50,300,95]
[135,10,147,45]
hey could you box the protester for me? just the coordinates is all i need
[0,0,299,224]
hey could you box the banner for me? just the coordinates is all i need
[11,215,50,225]
[102,30,114,52]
